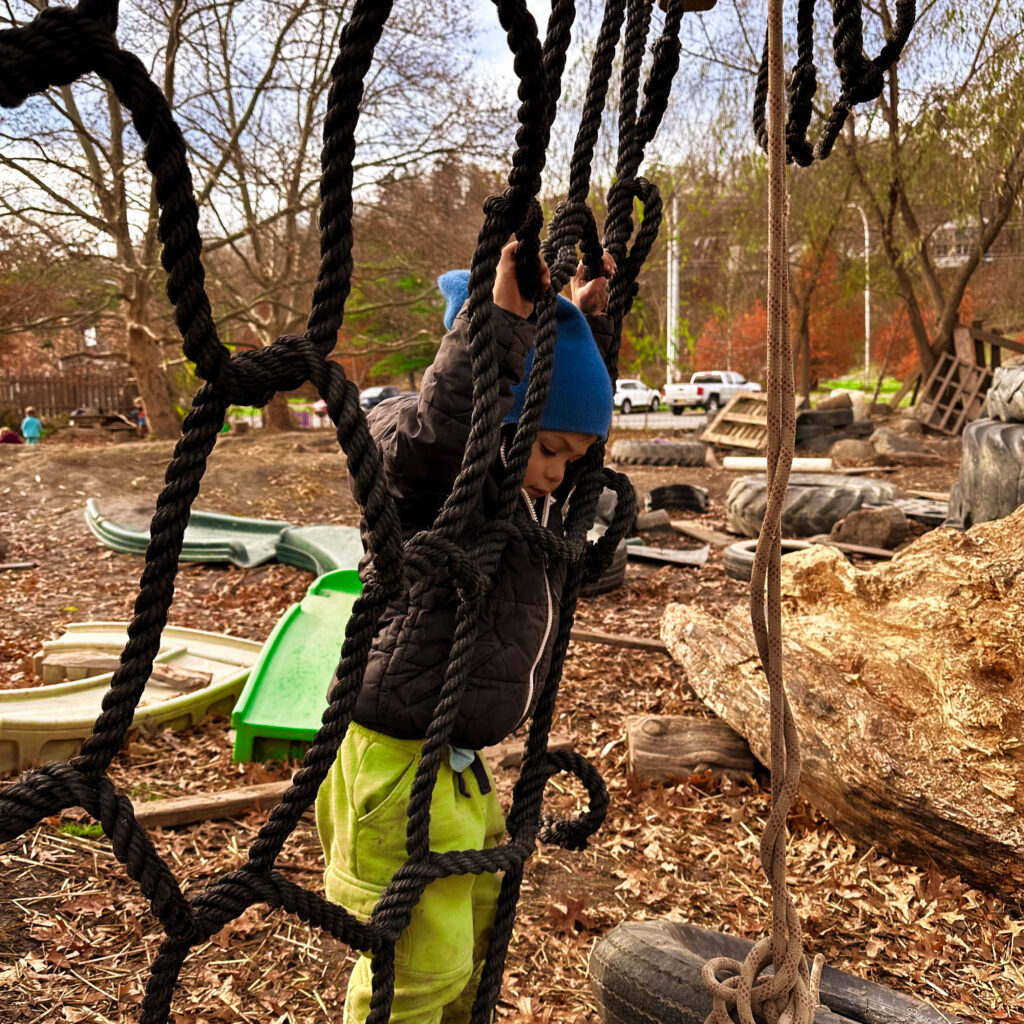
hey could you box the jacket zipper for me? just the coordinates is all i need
[514,490,553,730]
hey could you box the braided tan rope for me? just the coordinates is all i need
[701,1,824,1021]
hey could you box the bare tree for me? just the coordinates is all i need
[841,0,1024,394]
[0,0,506,434]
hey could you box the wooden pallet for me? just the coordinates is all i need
[917,352,991,435]
[700,392,772,451]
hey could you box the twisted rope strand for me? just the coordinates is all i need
[0,1,691,1020]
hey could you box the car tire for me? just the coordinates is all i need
[948,417,1024,527]
[670,406,684,416]
[725,473,902,538]
[706,395,721,412]
[610,439,707,467]
[580,539,628,597]
[650,397,660,412]
[722,538,814,581]
[589,920,951,1024]
[620,398,632,415]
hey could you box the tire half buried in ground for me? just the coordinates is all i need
[726,474,902,538]
[722,538,813,581]
[589,921,955,1024]
[610,439,707,467]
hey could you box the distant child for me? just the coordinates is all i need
[20,407,42,444]
[316,240,615,1024]
[132,396,149,438]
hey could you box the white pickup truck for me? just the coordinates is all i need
[662,370,761,415]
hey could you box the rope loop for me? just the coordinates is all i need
[752,0,916,164]
[536,749,609,851]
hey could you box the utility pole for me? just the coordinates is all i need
[848,203,871,389]
[665,194,679,384]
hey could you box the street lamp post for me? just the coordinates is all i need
[848,203,871,390]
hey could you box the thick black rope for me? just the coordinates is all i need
[752,0,916,165]
[0,0,678,1020]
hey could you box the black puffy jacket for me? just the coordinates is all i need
[350,301,612,750]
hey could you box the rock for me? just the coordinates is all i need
[927,437,962,459]
[823,388,867,421]
[871,426,942,464]
[830,438,877,464]
[828,505,908,549]
[634,509,672,532]
[661,507,1024,899]
[889,417,924,436]
[815,391,853,411]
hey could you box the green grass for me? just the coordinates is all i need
[818,374,902,394]
[58,822,104,839]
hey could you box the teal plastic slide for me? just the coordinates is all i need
[85,500,362,574]
[231,569,363,762]
[85,499,291,568]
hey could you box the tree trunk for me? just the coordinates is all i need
[263,392,296,431]
[661,518,1024,900]
[124,289,179,438]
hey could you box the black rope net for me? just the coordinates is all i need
[0,1,688,1021]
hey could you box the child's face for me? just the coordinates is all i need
[522,429,596,499]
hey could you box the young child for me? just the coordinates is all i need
[0,426,24,444]
[20,407,42,445]
[132,396,149,438]
[317,241,615,1023]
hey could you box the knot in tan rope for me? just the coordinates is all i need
[701,0,825,1020]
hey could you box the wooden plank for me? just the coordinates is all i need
[905,488,950,501]
[0,561,38,571]
[670,520,735,546]
[809,539,893,559]
[132,780,293,829]
[569,627,668,654]
[968,323,1024,355]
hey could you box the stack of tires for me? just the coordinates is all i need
[947,366,1024,528]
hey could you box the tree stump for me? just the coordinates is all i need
[626,715,755,781]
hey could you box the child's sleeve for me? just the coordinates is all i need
[368,302,535,515]
[585,312,615,366]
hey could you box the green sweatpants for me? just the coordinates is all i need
[316,722,505,1023]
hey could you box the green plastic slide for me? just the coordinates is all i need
[85,499,291,568]
[231,570,363,762]
[84,500,363,573]
[1,623,262,775]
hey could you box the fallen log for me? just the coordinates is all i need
[626,715,755,781]
[661,509,1024,900]
[133,780,292,829]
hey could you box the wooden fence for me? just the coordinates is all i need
[0,373,136,419]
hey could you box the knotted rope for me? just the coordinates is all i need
[0,1,689,1020]
[703,1,914,1021]
[752,0,915,165]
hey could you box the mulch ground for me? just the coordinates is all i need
[0,428,1021,1024]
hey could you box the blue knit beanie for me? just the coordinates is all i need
[438,269,613,439]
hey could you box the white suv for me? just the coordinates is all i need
[614,378,661,415]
